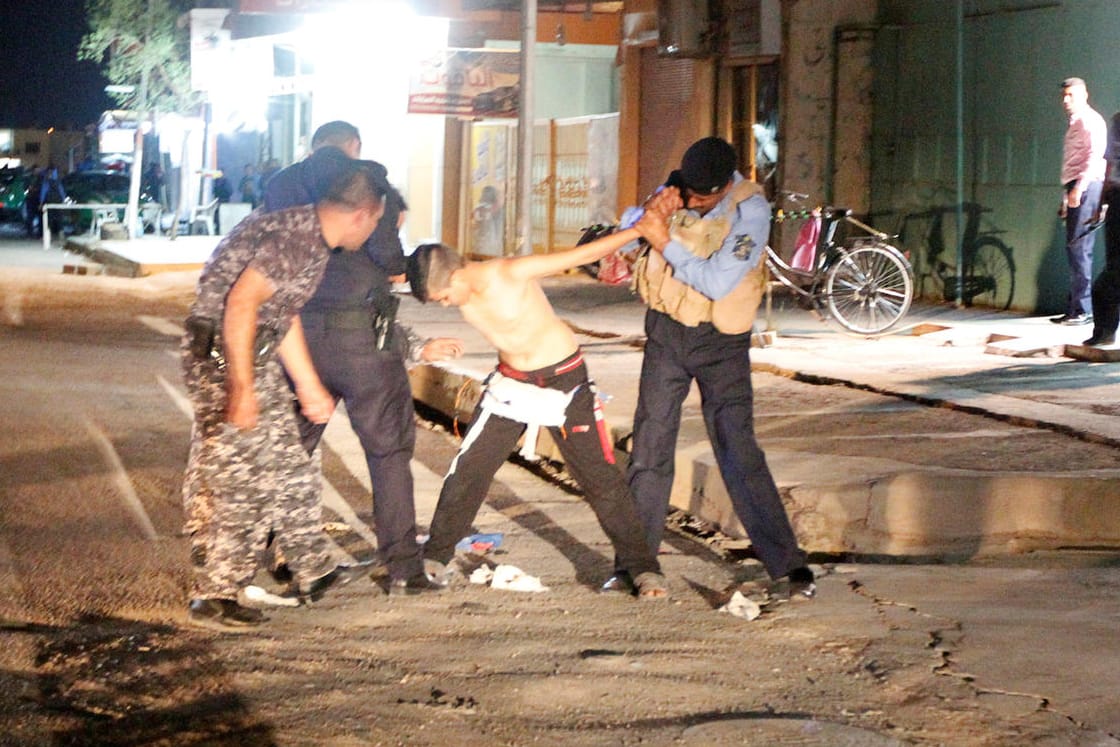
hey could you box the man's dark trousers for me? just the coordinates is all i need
[1065,179,1104,317]
[627,310,806,580]
[1090,184,1120,337]
[298,313,423,580]
[423,355,660,580]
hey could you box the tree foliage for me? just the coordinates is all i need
[79,0,199,114]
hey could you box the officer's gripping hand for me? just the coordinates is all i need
[226,387,260,432]
[636,208,672,253]
[645,185,682,218]
[296,382,335,424]
[420,337,465,362]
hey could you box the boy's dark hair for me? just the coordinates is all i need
[407,243,464,303]
[321,159,388,210]
[312,120,361,150]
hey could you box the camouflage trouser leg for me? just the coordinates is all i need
[181,348,226,567]
[183,354,335,600]
[256,364,335,586]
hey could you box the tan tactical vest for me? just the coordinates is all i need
[634,179,767,334]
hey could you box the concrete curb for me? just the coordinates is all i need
[64,235,216,277]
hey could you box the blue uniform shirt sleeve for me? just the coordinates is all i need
[263,163,313,212]
[660,192,770,300]
[264,147,354,212]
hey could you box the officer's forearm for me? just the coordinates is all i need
[222,293,258,397]
[276,317,320,391]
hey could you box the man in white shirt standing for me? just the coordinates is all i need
[1055,77,1107,326]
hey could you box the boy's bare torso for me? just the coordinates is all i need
[458,261,577,372]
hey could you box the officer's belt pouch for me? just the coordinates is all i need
[184,315,278,367]
[253,325,279,364]
[374,295,400,351]
[305,307,395,351]
[185,315,217,360]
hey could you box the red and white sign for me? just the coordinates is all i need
[408,49,521,118]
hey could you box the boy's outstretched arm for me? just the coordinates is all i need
[504,226,643,281]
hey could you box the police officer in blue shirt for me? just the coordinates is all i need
[607,137,815,599]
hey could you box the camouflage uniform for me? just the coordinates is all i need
[181,206,336,601]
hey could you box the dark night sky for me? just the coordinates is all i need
[0,0,114,129]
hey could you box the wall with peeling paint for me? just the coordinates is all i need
[780,0,878,211]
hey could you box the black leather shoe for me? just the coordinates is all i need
[788,567,817,599]
[1083,333,1116,346]
[388,572,447,597]
[299,564,367,602]
[1051,314,1071,324]
[188,598,266,631]
[599,571,635,594]
[1060,313,1093,326]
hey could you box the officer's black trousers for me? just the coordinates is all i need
[627,310,806,580]
[299,315,424,581]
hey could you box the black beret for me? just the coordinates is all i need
[679,137,737,194]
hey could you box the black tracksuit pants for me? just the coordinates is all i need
[424,351,661,580]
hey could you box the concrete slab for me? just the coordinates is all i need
[984,336,1069,358]
[64,234,216,277]
[1065,342,1120,362]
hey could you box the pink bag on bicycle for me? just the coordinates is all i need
[790,213,821,271]
[597,251,632,286]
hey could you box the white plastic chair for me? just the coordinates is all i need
[140,203,164,235]
[189,198,219,235]
[91,208,120,237]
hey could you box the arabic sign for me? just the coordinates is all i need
[408,49,521,118]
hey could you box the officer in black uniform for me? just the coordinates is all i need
[265,120,454,595]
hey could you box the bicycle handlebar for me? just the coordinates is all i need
[772,206,852,222]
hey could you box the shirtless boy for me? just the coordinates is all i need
[406,227,668,598]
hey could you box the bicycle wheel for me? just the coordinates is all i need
[963,238,1015,310]
[824,241,914,335]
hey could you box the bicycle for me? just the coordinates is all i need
[893,201,1016,311]
[766,194,915,336]
[575,192,915,336]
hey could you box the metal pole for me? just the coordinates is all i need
[126,125,145,239]
[954,0,965,306]
[516,0,536,256]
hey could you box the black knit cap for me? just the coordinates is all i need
[679,136,737,194]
